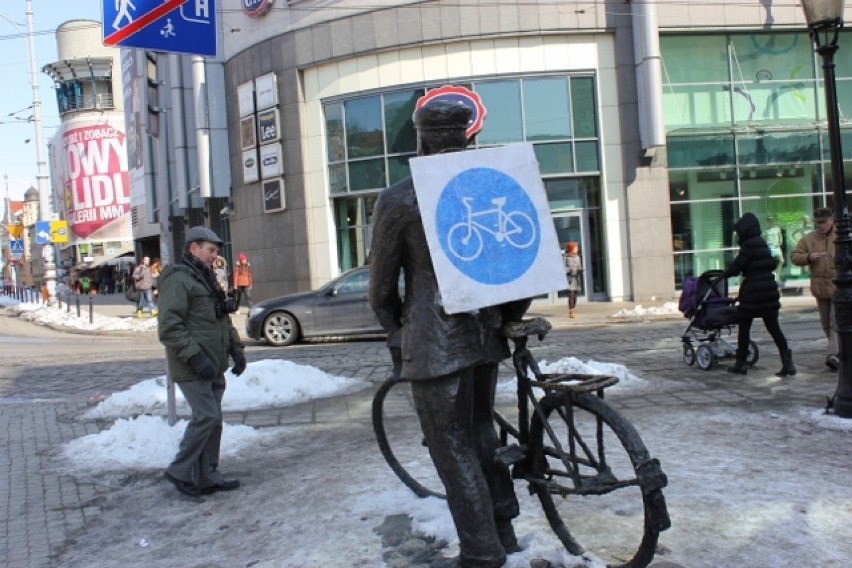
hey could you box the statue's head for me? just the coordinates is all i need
[413,100,472,157]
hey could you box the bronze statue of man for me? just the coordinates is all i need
[369,99,530,567]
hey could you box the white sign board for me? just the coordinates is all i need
[410,143,567,314]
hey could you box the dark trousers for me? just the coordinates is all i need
[167,378,226,489]
[234,286,253,308]
[738,314,789,353]
[411,363,517,568]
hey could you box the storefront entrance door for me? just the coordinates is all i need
[551,212,590,303]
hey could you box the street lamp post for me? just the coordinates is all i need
[0,3,56,305]
[802,0,852,418]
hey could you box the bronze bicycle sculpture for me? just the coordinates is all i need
[373,317,671,568]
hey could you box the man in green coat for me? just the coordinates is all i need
[158,226,247,497]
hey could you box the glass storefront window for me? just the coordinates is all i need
[329,163,347,194]
[476,80,523,144]
[545,178,586,210]
[349,158,386,192]
[336,195,376,270]
[737,132,820,166]
[670,169,737,201]
[663,85,733,130]
[325,74,601,279]
[660,35,730,83]
[345,96,384,158]
[523,77,570,141]
[535,142,573,175]
[570,76,597,138]
[668,135,736,168]
[384,90,420,154]
[325,102,345,162]
[575,141,599,172]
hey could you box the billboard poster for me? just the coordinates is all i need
[58,116,133,243]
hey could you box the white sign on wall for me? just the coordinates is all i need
[259,143,282,178]
[255,72,278,110]
[410,143,567,314]
[238,81,255,117]
[242,149,259,183]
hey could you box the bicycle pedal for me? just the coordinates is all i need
[494,443,527,466]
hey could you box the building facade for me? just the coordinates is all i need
[128,0,852,304]
[43,20,143,273]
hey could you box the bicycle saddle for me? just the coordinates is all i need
[501,317,552,340]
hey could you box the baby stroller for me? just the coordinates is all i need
[679,269,759,370]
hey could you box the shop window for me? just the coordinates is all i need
[523,77,571,141]
[476,80,523,144]
[738,132,820,166]
[668,135,736,168]
[384,91,418,154]
[326,102,345,162]
[345,96,384,158]
[570,76,598,138]
[534,142,573,175]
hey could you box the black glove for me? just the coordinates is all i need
[231,352,247,376]
[189,353,217,381]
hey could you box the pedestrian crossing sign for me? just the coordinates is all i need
[10,239,24,256]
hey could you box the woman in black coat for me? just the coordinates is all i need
[723,212,796,376]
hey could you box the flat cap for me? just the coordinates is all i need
[813,207,833,220]
[185,226,224,246]
[413,100,471,131]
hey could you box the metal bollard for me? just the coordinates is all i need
[75,295,81,318]
[88,293,94,324]
[66,292,71,313]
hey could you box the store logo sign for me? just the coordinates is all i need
[243,0,273,18]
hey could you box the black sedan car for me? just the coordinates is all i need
[246,266,388,346]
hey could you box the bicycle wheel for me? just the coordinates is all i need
[371,378,445,499]
[527,391,670,567]
[447,223,483,261]
[504,211,537,248]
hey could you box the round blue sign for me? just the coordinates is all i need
[436,167,540,285]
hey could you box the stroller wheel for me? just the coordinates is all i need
[683,344,696,366]
[696,344,715,371]
[747,341,760,366]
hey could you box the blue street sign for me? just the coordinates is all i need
[10,239,24,255]
[35,221,52,245]
[102,0,217,57]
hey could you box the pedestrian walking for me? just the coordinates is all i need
[158,226,246,498]
[213,256,229,292]
[723,212,796,377]
[790,207,839,371]
[369,100,528,567]
[564,241,583,318]
[132,257,157,317]
[232,253,253,309]
[150,258,162,302]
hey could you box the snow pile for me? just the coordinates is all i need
[0,295,157,332]
[611,301,681,319]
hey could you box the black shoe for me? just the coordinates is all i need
[201,479,240,494]
[826,355,840,371]
[164,471,200,497]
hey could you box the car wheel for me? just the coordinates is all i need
[263,312,300,346]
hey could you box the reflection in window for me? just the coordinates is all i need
[345,97,384,158]
[476,80,523,144]
[523,78,570,141]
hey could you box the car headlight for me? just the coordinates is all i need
[248,306,264,318]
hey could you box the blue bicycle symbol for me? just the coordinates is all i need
[447,196,536,261]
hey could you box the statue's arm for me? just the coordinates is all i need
[368,194,404,340]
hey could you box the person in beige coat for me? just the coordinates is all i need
[791,207,838,370]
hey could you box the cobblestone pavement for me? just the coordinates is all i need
[0,299,841,567]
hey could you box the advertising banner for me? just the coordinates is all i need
[57,117,133,244]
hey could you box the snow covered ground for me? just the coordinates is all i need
[4,294,852,567]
